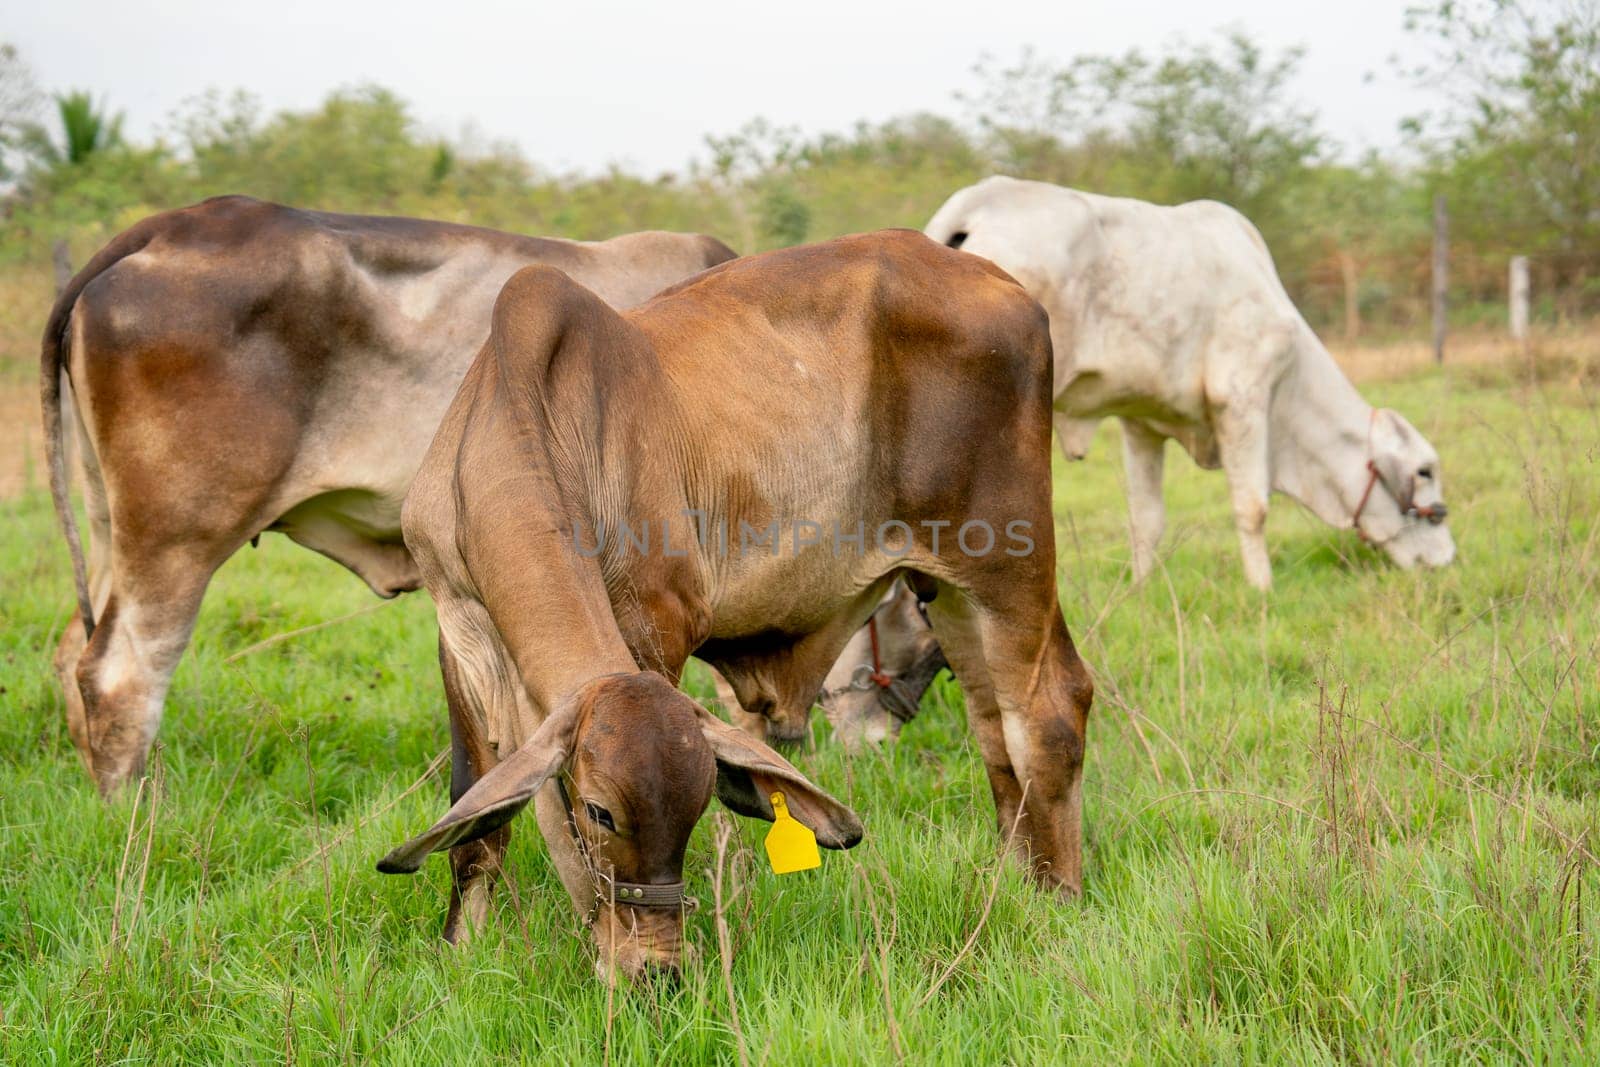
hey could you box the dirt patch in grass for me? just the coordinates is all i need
[0,382,41,500]
[1328,328,1599,385]
[1,263,53,500]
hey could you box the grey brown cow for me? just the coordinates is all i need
[379,230,1093,981]
[41,196,735,795]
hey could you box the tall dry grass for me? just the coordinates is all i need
[0,264,56,498]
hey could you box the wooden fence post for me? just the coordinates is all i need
[1509,255,1529,347]
[1339,249,1360,340]
[52,238,72,294]
[1431,195,1448,364]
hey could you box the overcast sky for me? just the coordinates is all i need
[10,0,1434,174]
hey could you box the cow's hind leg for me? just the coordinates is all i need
[53,419,115,774]
[52,538,103,773]
[924,592,1023,842]
[71,542,224,795]
[926,582,1092,897]
[1120,418,1167,583]
[53,615,91,772]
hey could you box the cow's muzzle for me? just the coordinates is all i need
[592,904,691,986]
[1408,501,1449,525]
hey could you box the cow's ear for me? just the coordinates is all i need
[1370,409,1417,509]
[694,706,863,850]
[377,699,581,874]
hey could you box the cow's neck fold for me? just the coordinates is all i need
[528,314,701,680]
[1267,324,1380,528]
[471,352,647,713]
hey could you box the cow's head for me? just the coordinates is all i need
[1359,409,1456,569]
[378,671,861,984]
[825,585,947,749]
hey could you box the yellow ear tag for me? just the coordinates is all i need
[764,791,821,874]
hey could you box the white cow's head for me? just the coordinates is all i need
[823,584,946,750]
[1357,409,1456,569]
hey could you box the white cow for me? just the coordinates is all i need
[923,176,1455,591]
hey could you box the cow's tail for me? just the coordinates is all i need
[42,225,158,640]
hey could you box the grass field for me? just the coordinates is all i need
[1,347,1597,1063]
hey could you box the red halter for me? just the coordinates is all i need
[1351,408,1448,544]
[1352,461,1383,544]
[866,615,895,689]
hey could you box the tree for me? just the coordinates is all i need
[784,114,986,237]
[964,32,1324,224]
[22,90,125,168]
[0,42,43,183]
[1404,0,1600,313]
[173,85,434,209]
[758,184,810,246]
[1,83,174,248]
[700,117,805,251]
[1283,158,1433,334]
[171,88,263,193]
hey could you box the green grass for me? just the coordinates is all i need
[1,363,1597,1064]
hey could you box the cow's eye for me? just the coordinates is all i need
[583,801,616,832]
[1417,466,1434,479]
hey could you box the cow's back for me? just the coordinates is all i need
[632,230,1049,484]
[66,197,733,536]
[71,197,714,416]
[926,177,1303,425]
[617,231,1055,632]
[1075,194,1299,417]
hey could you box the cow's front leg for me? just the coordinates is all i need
[438,633,510,943]
[1214,406,1274,591]
[446,829,508,943]
[1119,419,1167,583]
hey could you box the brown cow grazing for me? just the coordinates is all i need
[41,196,736,796]
[379,230,1093,982]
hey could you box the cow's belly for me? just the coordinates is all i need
[263,362,462,595]
[687,542,896,729]
[701,537,895,640]
[1057,374,1221,469]
[272,488,420,598]
[1056,365,1205,426]
[1055,317,1211,426]
[1057,371,1154,420]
